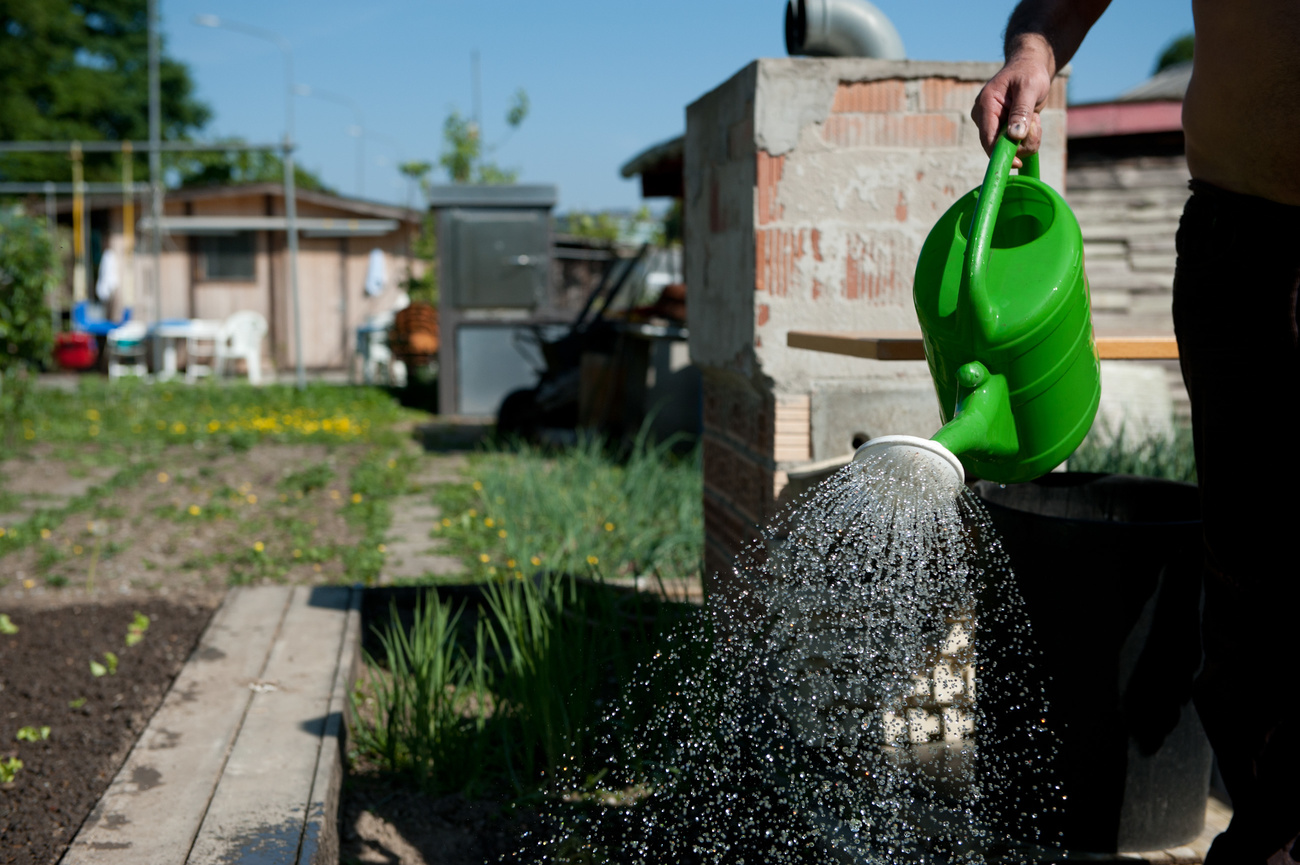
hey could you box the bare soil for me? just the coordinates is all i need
[0,596,215,865]
[0,442,374,598]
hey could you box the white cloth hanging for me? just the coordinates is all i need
[364,248,387,297]
[95,249,120,301]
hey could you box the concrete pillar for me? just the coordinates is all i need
[684,58,1069,587]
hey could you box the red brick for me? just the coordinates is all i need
[822,113,959,149]
[755,228,806,297]
[843,232,909,304]
[831,79,906,113]
[756,151,785,226]
[919,78,984,112]
[756,303,770,327]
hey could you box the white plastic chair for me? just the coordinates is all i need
[106,321,149,381]
[215,311,268,385]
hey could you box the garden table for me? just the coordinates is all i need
[151,319,222,381]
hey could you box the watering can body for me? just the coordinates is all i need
[913,138,1100,484]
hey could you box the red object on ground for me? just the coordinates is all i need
[53,332,99,370]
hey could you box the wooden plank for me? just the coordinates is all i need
[297,589,360,865]
[786,331,1179,360]
[187,586,352,865]
[1097,336,1179,359]
[786,330,927,360]
[63,586,294,865]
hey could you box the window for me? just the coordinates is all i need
[199,234,256,281]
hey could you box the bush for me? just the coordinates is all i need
[0,208,57,374]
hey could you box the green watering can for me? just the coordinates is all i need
[855,133,1100,486]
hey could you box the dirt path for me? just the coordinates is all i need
[379,452,466,584]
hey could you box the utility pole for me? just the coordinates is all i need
[148,0,162,325]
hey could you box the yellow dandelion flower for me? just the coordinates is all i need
[253,541,265,553]
[188,505,202,516]
[73,544,84,555]
[498,529,507,538]
[377,544,387,553]
[293,549,302,558]
[484,517,495,528]
[586,555,599,566]
[24,429,35,440]
[40,528,51,540]
[604,522,615,532]
[172,422,187,434]
[23,578,35,589]
[351,493,363,504]
[530,556,541,567]
[88,424,99,437]
[472,481,483,491]
[207,420,220,433]
[468,509,478,518]
[478,553,490,564]
[0,527,6,537]
[85,409,100,422]
[157,472,169,484]
[247,494,258,505]
[441,518,451,527]
[329,490,341,501]
[507,558,517,568]
[313,564,322,573]
[387,459,397,469]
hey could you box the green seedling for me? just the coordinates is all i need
[68,698,86,709]
[125,611,150,647]
[0,757,22,783]
[15,726,49,742]
[89,651,118,677]
[0,614,17,635]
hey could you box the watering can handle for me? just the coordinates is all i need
[964,132,1037,341]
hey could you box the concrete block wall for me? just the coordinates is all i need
[685,59,1067,583]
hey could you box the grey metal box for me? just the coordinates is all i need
[444,209,549,308]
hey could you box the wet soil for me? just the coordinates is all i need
[0,596,215,865]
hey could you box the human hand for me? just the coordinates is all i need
[971,52,1052,167]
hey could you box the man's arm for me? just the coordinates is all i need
[973,0,1113,160]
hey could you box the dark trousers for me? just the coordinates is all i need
[1173,180,1300,864]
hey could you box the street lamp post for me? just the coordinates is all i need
[194,14,305,390]
[294,85,365,199]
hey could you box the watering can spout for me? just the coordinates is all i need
[930,361,1020,466]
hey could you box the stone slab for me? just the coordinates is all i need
[63,586,295,864]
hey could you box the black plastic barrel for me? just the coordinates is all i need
[974,473,1211,854]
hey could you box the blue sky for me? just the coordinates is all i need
[166,0,1194,211]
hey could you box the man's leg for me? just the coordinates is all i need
[1173,182,1300,865]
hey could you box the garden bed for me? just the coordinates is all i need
[0,596,215,865]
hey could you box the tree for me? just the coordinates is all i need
[438,89,529,184]
[0,0,211,183]
[1155,33,1194,74]
[0,208,60,440]
[177,144,334,194]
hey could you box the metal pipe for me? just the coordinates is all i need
[149,0,162,325]
[784,0,906,59]
[122,141,135,307]
[71,142,87,303]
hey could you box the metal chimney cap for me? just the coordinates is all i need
[426,184,558,210]
[786,0,906,60]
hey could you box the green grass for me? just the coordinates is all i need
[351,433,706,799]
[1068,424,1197,483]
[12,377,408,455]
[429,433,703,584]
[351,572,691,799]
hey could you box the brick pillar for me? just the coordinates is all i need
[685,59,1068,595]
